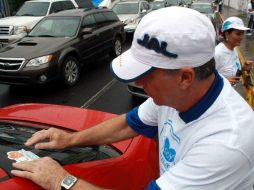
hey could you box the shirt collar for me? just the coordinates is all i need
[179,71,224,123]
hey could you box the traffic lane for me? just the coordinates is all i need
[88,79,146,114]
[0,55,114,107]
[0,38,138,114]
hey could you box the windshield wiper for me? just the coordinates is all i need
[35,35,55,37]
[18,13,35,16]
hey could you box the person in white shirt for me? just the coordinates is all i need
[11,7,254,190]
[247,0,254,34]
[215,17,249,85]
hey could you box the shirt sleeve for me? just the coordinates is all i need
[248,3,252,11]
[155,141,251,190]
[215,43,225,71]
[215,43,236,77]
[126,98,158,138]
[146,180,161,190]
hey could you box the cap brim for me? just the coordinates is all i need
[110,49,155,83]
[223,26,250,32]
[232,26,250,31]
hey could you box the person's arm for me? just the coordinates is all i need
[25,114,138,150]
[248,3,254,12]
[226,76,241,85]
[11,157,111,190]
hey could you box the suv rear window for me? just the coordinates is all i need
[112,2,139,14]
[74,0,94,8]
[16,2,50,16]
[104,11,119,22]
[49,1,76,14]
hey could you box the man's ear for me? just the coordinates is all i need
[178,68,195,90]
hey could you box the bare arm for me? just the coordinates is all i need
[70,114,138,146]
[25,114,138,149]
[12,157,113,190]
[12,115,139,190]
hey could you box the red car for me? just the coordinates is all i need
[0,103,159,190]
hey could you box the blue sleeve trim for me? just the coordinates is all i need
[126,107,158,138]
[146,180,161,190]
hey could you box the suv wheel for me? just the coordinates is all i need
[61,56,80,87]
[109,37,122,58]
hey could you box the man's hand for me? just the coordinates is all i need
[227,76,241,85]
[11,157,69,190]
[25,128,74,150]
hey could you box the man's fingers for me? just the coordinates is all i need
[25,130,50,146]
[34,141,57,150]
[11,169,33,180]
[13,161,36,171]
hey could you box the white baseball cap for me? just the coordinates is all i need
[222,16,249,32]
[111,7,216,83]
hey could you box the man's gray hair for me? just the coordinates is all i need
[166,58,216,80]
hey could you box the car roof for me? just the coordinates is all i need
[49,7,112,16]
[192,0,212,3]
[191,1,212,5]
[27,0,72,2]
[116,0,147,3]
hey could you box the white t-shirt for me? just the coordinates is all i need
[215,42,241,78]
[247,2,254,13]
[126,73,254,189]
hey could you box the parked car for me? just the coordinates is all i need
[0,103,159,190]
[190,1,214,18]
[0,8,125,87]
[111,0,152,34]
[165,0,180,6]
[150,1,166,10]
[190,1,220,40]
[127,82,148,98]
[179,0,193,7]
[0,0,94,47]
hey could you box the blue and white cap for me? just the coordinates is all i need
[111,7,216,83]
[222,16,249,32]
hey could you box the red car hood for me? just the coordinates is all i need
[0,103,132,153]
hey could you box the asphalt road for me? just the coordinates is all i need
[0,36,145,114]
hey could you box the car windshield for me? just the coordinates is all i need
[0,122,120,182]
[151,1,165,10]
[191,4,213,13]
[166,0,178,5]
[16,2,50,16]
[29,16,81,37]
[112,2,139,14]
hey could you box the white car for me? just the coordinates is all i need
[0,0,93,47]
[127,82,148,98]
[111,0,151,34]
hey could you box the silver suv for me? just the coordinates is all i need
[112,0,152,34]
[0,0,93,47]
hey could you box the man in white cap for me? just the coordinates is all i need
[11,7,254,190]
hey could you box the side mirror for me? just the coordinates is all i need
[141,9,147,14]
[82,28,93,35]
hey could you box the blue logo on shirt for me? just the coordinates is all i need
[164,119,181,144]
[163,138,176,163]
